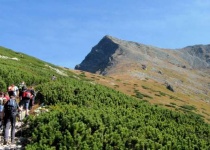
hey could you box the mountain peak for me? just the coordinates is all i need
[103,35,115,40]
[103,35,121,41]
[75,35,121,74]
[98,35,125,46]
[75,35,182,74]
[76,35,210,74]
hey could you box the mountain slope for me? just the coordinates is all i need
[75,35,210,73]
[180,44,210,68]
[75,35,210,103]
[1,46,210,149]
[0,46,72,88]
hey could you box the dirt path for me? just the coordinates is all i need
[0,121,25,150]
[0,106,37,150]
[0,103,43,150]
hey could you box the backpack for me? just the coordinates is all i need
[8,90,15,97]
[5,99,17,115]
[22,90,32,99]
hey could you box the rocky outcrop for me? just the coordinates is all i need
[75,35,120,75]
[179,44,210,69]
[165,82,175,92]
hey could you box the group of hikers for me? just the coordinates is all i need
[0,81,36,145]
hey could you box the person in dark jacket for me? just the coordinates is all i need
[3,94,19,145]
[29,86,36,110]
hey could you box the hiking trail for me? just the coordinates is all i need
[0,104,43,150]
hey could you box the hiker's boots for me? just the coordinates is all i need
[3,140,8,145]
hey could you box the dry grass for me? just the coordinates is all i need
[73,70,210,124]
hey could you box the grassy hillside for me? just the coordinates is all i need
[0,46,73,88]
[73,69,210,124]
[0,46,210,149]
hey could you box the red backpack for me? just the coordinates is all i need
[22,90,32,99]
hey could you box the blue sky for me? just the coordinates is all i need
[0,0,210,69]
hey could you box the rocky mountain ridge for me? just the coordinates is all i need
[75,35,210,103]
[180,44,210,68]
[75,35,210,73]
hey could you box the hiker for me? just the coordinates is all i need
[0,92,7,121]
[4,92,10,101]
[8,84,19,97]
[18,81,26,90]
[3,94,20,145]
[14,85,19,97]
[20,86,32,117]
[51,75,56,80]
[8,84,14,97]
[18,81,26,100]
[29,86,36,110]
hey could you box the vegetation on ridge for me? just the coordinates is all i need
[0,46,210,149]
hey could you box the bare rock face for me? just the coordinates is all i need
[75,35,119,75]
[75,35,180,74]
[179,45,210,69]
[75,35,210,74]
